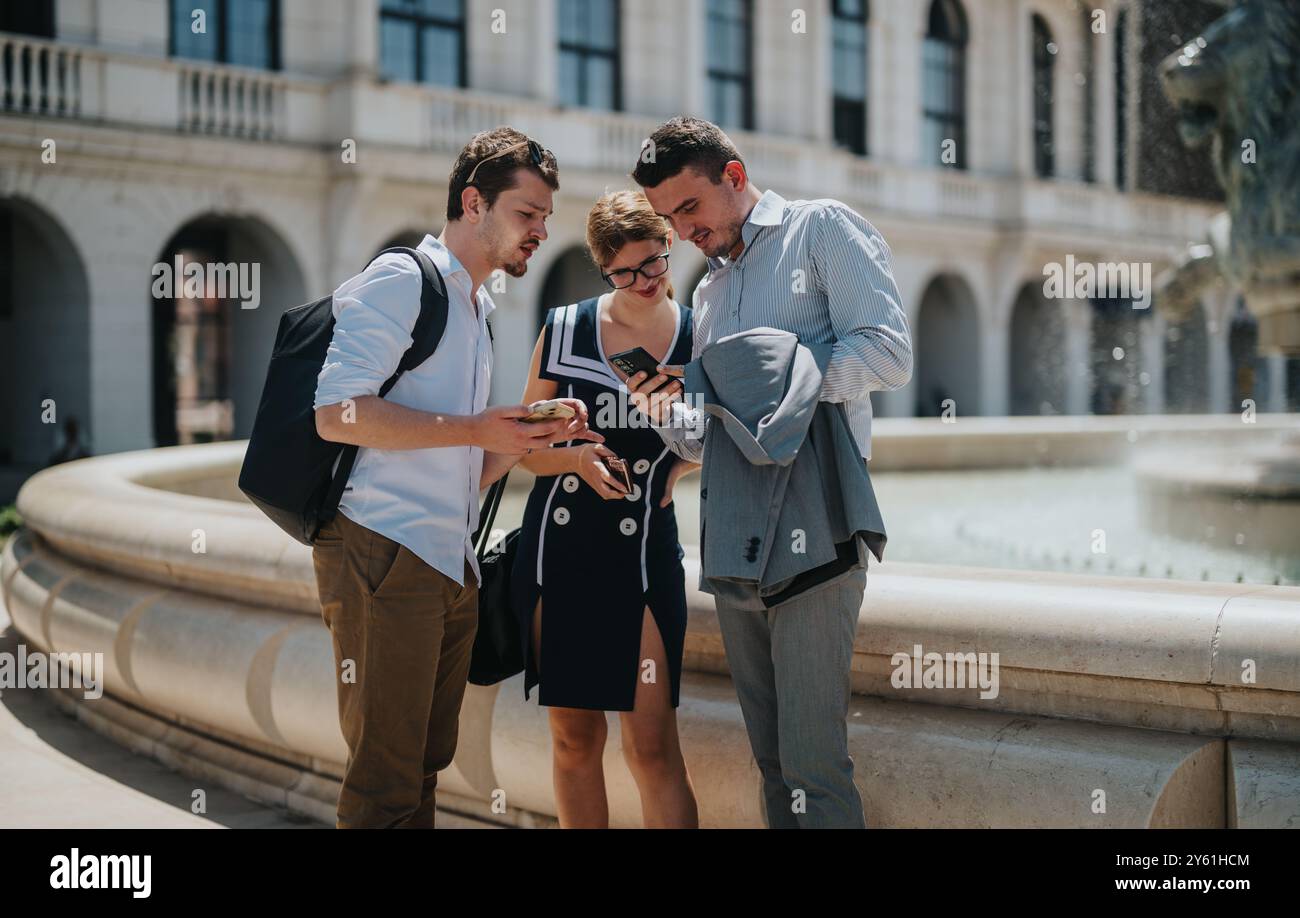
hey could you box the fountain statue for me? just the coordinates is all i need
[1140,0,1300,564]
[1156,0,1300,355]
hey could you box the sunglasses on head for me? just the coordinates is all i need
[466,138,548,186]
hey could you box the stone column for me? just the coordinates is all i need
[1064,297,1093,415]
[1206,292,1232,414]
[1011,0,1034,178]
[1092,1,1117,187]
[874,0,919,166]
[807,0,833,144]
[1140,309,1165,413]
[348,0,379,76]
[1265,353,1288,413]
[982,301,1011,417]
[88,251,154,453]
[534,0,559,105]
[682,0,707,118]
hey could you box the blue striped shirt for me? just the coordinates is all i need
[655,189,912,461]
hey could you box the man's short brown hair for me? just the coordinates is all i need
[446,127,559,222]
[631,116,744,189]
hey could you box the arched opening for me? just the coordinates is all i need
[1089,295,1147,414]
[922,0,968,170]
[151,215,305,446]
[1031,13,1056,178]
[1163,301,1208,413]
[915,274,980,416]
[0,198,91,496]
[1009,281,1066,414]
[537,245,605,332]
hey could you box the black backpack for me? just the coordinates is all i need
[238,247,449,545]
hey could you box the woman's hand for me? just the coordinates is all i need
[575,444,632,500]
[659,457,700,508]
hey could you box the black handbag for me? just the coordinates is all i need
[467,471,525,686]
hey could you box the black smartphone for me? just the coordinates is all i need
[608,347,675,393]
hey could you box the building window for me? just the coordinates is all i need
[1032,14,1055,178]
[1115,6,1129,189]
[706,0,753,130]
[379,0,465,88]
[922,0,968,170]
[169,0,280,70]
[558,0,620,110]
[0,1,55,38]
[832,0,868,156]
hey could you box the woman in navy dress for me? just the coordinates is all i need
[511,191,699,828]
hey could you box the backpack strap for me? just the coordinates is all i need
[373,246,449,395]
[317,246,450,536]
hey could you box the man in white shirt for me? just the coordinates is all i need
[312,128,599,829]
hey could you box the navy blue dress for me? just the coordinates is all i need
[510,297,693,712]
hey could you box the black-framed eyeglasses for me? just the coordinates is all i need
[466,138,548,186]
[602,252,671,289]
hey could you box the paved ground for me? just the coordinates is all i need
[0,590,324,829]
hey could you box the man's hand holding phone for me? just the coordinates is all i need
[475,399,602,455]
[626,363,685,426]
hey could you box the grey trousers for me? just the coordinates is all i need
[714,565,868,829]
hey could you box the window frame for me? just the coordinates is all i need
[705,0,755,131]
[167,0,282,71]
[557,0,622,111]
[1032,13,1055,178]
[831,0,869,156]
[377,0,468,88]
[921,0,969,171]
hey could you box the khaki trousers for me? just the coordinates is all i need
[311,511,479,828]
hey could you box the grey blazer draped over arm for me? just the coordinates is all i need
[684,327,888,610]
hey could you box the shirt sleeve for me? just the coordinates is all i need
[647,283,707,463]
[313,254,424,410]
[809,203,914,401]
[650,400,707,463]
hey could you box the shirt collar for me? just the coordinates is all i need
[419,234,496,318]
[705,188,787,273]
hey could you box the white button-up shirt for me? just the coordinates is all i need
[314,235,494,588]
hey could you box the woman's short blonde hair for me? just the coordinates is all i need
[585,190,674,298]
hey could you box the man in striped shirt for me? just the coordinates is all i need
[628,116,913,829]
